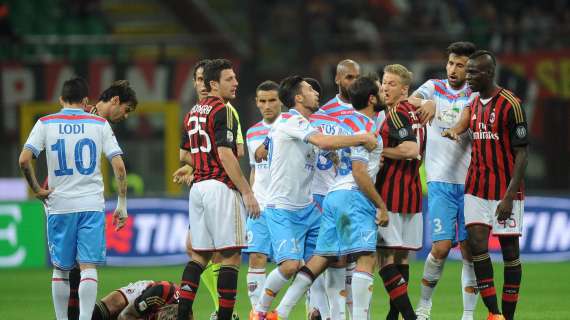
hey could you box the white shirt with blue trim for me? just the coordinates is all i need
[24,107,122,214]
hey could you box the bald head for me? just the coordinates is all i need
[335,59,361,102]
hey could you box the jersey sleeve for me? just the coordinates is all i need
[281,115,319,142]
[23,120,46,158]
[102,121,123,160]
[180,113,190,151]
[387,108,416,144]
[506,99,529,147]
[246,136,256,166]
[213,105,238,149]
[413,79,435,99]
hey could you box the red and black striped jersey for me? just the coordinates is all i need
[375,101,426,213]
[181,96,239,189]
[465,88,528,200]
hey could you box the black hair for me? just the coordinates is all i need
[278,75,304,109]
[256,80,280,93]
[348,76,379,110]
[192,59,211,80]
[304,77,322,96]
[98,80,138,109]
[469,49,497,69]
[446,41,477,57]
[61,77,89,104]
[203,59,233,92]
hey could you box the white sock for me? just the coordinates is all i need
[461,259,478,320]
[277,272,313,318]
[52,269,70,320]
[247,267,266,309]
[326,267,346,320]
[78,269,98,320]
[418,253,445,309]
[256,268,289,312]
[310,275,331,319]
[345,262,356,319]
[351,271,374,320]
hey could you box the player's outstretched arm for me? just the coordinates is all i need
[111,155,128,231]
[18,149,52,203]
[218,146,260,218]
[442,107,471,141]
[308,132,377,151]
[382,141,420,160]
[352,160,388,227]
[408,95,436,125]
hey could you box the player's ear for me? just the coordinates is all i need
[59,96,65,106]
[210,80,218,92]
[82,97,89,106]
[111,95,120,106]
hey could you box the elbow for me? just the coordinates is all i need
[18,154,30,170]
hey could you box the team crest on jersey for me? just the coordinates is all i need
[471,113,477,120]
[489,112,496,124]
[227,130,234,142]
[398,127,408,138]
[516,125,527,138]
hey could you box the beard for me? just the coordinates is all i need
[373,100,386,112]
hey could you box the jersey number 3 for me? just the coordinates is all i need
[187,116,212,153]
[51,138,97,176]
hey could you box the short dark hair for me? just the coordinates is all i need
[278,76,304,109]
[256,80,279,94]
[192,59,211,80]
[203,59,233,91]
[61,77,89,104]
[98,80,138,109]
[304,77,322,96]
[446,41,477,58]
[366,72,380,83]
[348,76,379,110]
[469,49,497,67]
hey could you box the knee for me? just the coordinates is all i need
[249,253,268,268]
[279,260,301,278]
[431,241,452,259]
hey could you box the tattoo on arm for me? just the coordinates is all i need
[21,162,41,192]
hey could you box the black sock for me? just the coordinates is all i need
[217,265,239,320]
[472,251,501,315]
[91,301,110,320]
[68,267,81,320]
[177,260,205,320]
[380,264,416,320]
[502,258,522,320]
[386,264,409,319]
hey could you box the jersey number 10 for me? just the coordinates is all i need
[51,138,97,176]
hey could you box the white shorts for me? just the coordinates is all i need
[189,179,247,251]
[116,280,154,304]
[464,194,524,236]
[377,212,423,250]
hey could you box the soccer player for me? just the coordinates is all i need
[320,59,360,119]
[90,280,179,320]
[411,42,479,320]
[244,80,282,314]
[376,64,426,320]
[177,59,260,320]
[175,59,246,320]
[443,50,528,320]
[252,76,377,320]
[273,75,389,320]
[19,77,128,320]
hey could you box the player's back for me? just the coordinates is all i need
[376,101,426,213]
[266,110,317,210]
[184,96,238,189]
[26,108,122,214]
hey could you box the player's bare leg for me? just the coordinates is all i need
[467,225,502,317]
[498,236,521,320]
[459,241,478,320]
[248,252,268,311]
[378,249,416,320]
[78,263,98,320]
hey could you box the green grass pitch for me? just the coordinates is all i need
[1,261,568,319]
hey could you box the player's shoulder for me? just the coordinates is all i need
[320,96,340,110]
[342,113,368,133]
[246,121,270,140]
[39,110,107,124]
[499,88,522,107]
[309,113,341,124]
[247,120,267,133]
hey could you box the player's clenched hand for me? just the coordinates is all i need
[417,100,436,125]
[441,129,460,141]
[254,144,268,163]
[495,197,514,222]
[34,188,53,204]
[243,192,260,218]
[361,132,378,151]
[112,208,128,231]
[172,165,194,186]
[375,205,389,227]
